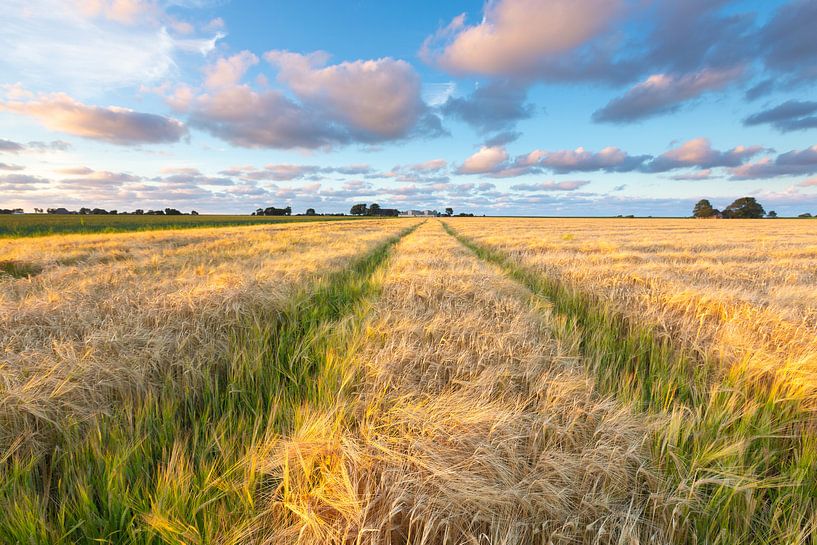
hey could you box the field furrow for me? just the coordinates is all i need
[0,220,421,544]
[0,220,410,459]
[445,219,817,544]
[259,221,682,544]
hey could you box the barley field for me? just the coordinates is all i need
[1,217,815,544]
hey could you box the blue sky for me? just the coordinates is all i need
[1,0,816,216]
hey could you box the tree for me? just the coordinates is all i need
[692,199,718,218]
[350,203,367,216]
[799,213,813,218]
[260,206,290,216]
[723,197,765,219]
[368,203,381,215]
[305,208,316,216]
[767,210,777,218]
[445,207,453,216]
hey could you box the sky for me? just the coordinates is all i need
[1,0,817,216]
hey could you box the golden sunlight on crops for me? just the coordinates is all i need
[0,220,410,458]
[258,221,684,544]
[450,218,817,406]
[2,217,815,544]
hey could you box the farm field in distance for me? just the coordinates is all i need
[0,213,361,238]
[1,217,815,544]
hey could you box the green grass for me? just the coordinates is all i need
[0,214,367,238]
[0,224,416,544]
[0,260,43,278]
[444,221,817,545]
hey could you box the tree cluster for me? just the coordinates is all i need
[350,203,399,216]
[34,207,198,215]
[0,208,24,214]
[252,206,292,216]
[692,197,768,219]
[37,207,196,216]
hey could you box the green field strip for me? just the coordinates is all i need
[0,214,374,238]
[0,223,419,544]
[443,220,817,545]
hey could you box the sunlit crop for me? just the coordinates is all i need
[1,217,814,544]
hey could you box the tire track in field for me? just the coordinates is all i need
[254,220,683,545]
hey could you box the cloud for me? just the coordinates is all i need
[0,139,25,153]
[265,50,437,141]
[667,169,715,181]
[59,169,142,190]
[645,0,754,74]
[0,0,217,94]
[532,146,649,173]
[484,131,521,147]
[744,79,775,101]
[440,80,534,133]
[422,82,456,106]
[0,173,51,190]
[204,51,259,89]
[0,163,25,171]
[758,0,817,82]
[730,145,817,180]
[219,163,374,182]
[456,139,766,179]
[799,177,817,187]
[0,138,72,154]
[645,138,766,172]
[743,100,817,132]
[456,146,509,174]
[189,51,444,149]
[511,180,591,191]
[421,0,624,77]
[27,140,73,152]
[406,159,447,173]
[189,86,346,149]
[593,67,744,123]
[457,145,649,178]
[56,166,95,175]
[1,91,188,145]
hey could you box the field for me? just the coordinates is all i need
[0,214,359,238]
[1,217,815,544]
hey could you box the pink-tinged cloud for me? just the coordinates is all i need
[799,177,817,187]
[422,0,623,76]
[204,51,259,89]
[189,51,443,149]
[56,166,94,175]
[456,146,509,174]
[646,138,767,172]
[75,0,157,25]
[265,51,430,140]
[511,180,591,191]
[1,92,188,145]
[459,145,649,177]
[593,67,745,123]
[667,169,715,181]
[188,86,344,149]
[408,159,447,172]
[59,169,142,189]
[730,145,817,179]
[533,146,649,173]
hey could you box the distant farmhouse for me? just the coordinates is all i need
[399,210,439,217]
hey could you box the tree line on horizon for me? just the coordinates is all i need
[693,197,815,219]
